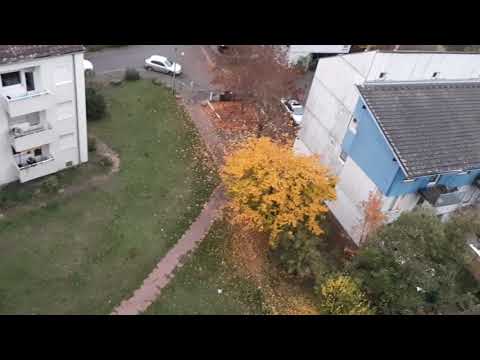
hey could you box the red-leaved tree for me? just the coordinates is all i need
[211,45,302,139]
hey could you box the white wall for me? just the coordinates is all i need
[0,51,87,186]
[298,50,480,242]
[288,45,351,63]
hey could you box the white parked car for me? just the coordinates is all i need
[281,98,304,125]
[83,59,94,74]
[145,55,182,75]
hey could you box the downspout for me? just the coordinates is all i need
[72,54,82,164]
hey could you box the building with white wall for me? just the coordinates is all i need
[0,45,88,185]
[286,45,351,66]
[295,50,480,243]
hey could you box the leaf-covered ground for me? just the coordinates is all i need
[0,80,218,314]
[145,219,266,315]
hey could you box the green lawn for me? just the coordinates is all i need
[0,80,218,314]
[145,220,265,315]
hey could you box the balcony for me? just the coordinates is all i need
[419,185,465,215]
[1,90,55,118]
[9,124,56,153]
[15,156,57,183]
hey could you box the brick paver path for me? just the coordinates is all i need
[111,185,227,315]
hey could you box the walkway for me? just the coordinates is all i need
[112,185,227,315]
[110,47,229,315]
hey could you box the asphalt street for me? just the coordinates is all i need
[85,45,215,92]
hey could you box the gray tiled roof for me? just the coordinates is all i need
[357,81,480,178]
[0,45,85,66]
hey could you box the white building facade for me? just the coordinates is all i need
[286,45,352,65]
[295,51,480,243]
[0,45,88,185]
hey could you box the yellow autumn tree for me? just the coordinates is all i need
[319,275,374,315]
[221,137,337,247]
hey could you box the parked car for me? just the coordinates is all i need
[83,59,94,75]
[280,98,304,125]
[468,235,480,259]
[145,55,182,75]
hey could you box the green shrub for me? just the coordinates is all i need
[125,67,140,81]
[86,87,107,121]
[275,224,339,281]
[349,209,480,315]
[318,274,375,315]
[42,176,60,194]
[88,137,97,152]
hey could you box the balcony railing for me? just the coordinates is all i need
[1,89,54,118]
[15,156,57,183]
[419,185,466,208]
[9,123,56,153]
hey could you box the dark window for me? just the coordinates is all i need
[66,161,73,167]
[25,71,35,91]
[1,71,21,87]
[432,72,440,78]
[34,148,42,157]
[379,72,387,79]
[152,61,164,67]
[340,150,348,162]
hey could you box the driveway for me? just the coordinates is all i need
[85,45,215,92]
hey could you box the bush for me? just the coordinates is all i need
[86,87,107,121]
[88,137,97,152]
[42,175,60,194]
[125,67,140,81]
[98,156,113,168]
[349,209,480,315]
[318,274,374,315]
[276,224,338,280]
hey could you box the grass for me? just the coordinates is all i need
[145,220,265,315]
[0,80,218,314]
[0,152,108,211]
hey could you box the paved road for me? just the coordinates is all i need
[86,45,313,104]
[85,45,215,92]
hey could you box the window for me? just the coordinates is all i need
[379,72,387,79]
[432,72,440,79]
[339,149,348,162]
[34,148,42,157]
[25,71,35,91]
[427,174,440,186]
[66,161,73,167]
[403,178,416,183]
[349,118,358,133]
[1,71,21,87]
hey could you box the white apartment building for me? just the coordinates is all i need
[0,45,88,185]
[295,50,480,243]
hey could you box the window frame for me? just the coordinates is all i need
[1,71,22,87]
[25,71,35,92]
